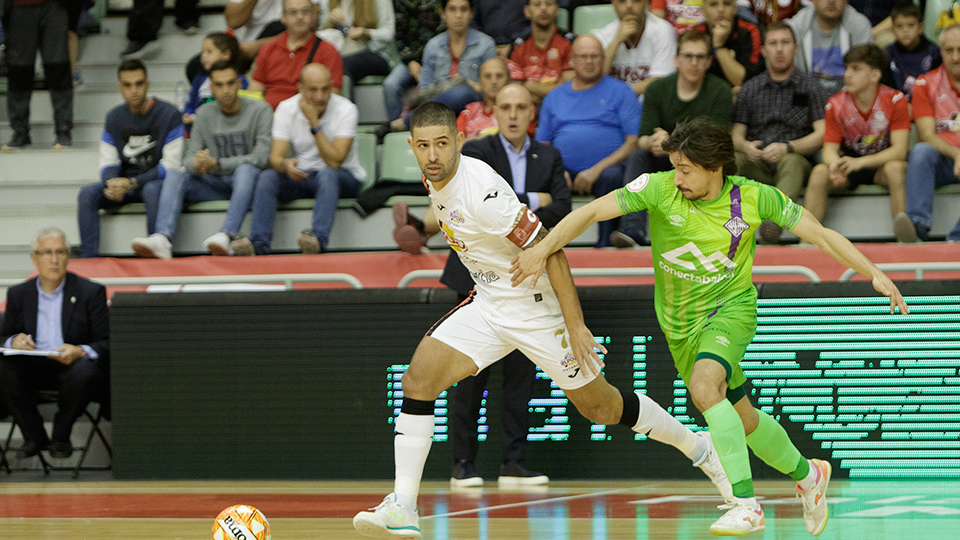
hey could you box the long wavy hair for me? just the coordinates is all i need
[329,0,378,29]
[661,117,738,176]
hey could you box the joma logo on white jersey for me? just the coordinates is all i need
[661,242,737,273]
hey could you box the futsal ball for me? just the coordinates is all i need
[212,505,271,540]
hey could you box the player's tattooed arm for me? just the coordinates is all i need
[524,226,549,250]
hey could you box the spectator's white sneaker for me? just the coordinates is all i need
[693,432,734,502]
[709,499,765,536]
[353,493,421,539]
[797,459,832,536]
[204,232,231,256]
[131,234,172,259]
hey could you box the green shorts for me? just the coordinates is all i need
[666,308,757,401]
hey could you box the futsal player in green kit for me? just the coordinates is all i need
[510,117,910,537]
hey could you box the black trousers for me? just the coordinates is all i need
[5,2,73,136]
[126,0,199,42]
[0,355,105,445]
[449,349,536,466]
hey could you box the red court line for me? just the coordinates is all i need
[0,492,795,520]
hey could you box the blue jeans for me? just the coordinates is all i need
[906,142,960,240]
[250,167,360,254]
[567,163,627,248]
[76,178,162,258]
[383,64,416,121]
[155,164,260,238]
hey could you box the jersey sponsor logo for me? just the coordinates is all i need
[668,214,686,226]
[661,241,737,273]
[471,269,500,284]
[560,351,580,378]
[448,209,465,225]
[626,173,650,193]
[122,135,157,159]
[440,221,467,252]
[483,191,499,201]
[724,216,750,238]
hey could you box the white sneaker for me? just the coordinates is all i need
[693,432,734,501]
[797,459,831,536]
[131,233,172,259]
[709,499,765,536]
[353,494,421,539]
[203,232,231,256]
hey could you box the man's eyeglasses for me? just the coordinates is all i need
[34,248,70,259]
[678,53,710,63]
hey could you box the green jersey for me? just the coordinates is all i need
[616,171,804,340]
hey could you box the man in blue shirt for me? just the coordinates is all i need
[535,34,640,247]
[0,227,109,460]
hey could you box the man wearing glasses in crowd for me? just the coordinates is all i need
[0,228,109,461]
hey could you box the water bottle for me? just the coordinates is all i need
[175,81,188,111]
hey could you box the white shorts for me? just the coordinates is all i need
[427,295,598,391]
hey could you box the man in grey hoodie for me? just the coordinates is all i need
[131,60,274,258]
[787,0,872,96]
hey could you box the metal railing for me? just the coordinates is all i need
[0,273,365,290]
[839,262,960,282]
[398,265,821,288]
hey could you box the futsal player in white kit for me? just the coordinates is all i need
[353,102,733,539]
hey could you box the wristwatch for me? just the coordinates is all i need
[310,125,322,135]
[786,141,795,154]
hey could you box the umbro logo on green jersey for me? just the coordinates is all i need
[668,215,686,226]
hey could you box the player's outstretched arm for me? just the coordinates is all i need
[791,209,910,315]
[510,191,624,288]
[540,236,608,377]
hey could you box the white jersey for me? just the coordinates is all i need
[428,155,562,328]
[593,14,677,85]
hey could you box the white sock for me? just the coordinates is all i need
[394,412,435,508]
[690,432,709,465]
[632,392,699,460]
[734,496,760,510]
[797,460,818,492]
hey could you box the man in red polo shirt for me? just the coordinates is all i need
[248,0,344,110]
[508,0,573,104]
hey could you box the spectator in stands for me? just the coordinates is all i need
[2,0,73,149]
[318,0,396,82]
[248,0,344,110]
[536,34,640,247]
[848,0,896,47]
[594,0,676,97]
[507,0,573,104]
[887,3,940,100]
[122,0,200,58]
[896,24,960,244]
[695,0,762,89]
[651,0,705,35]
[380,0,443,125]
[803,44,909,235]
[380,0,497,134]
[225,0,285,61]
[77,60,184,258]
[732,22,826,244]
[238,64,366,255]
[130,62,273,259]
[617,31,733,247]
[393,83,567,488]
[786,0,872,96]
[0,227,108,460]
[183,33,248,127]
[749,0,802,27]
[457,58,512,140]
[474,0,529,58]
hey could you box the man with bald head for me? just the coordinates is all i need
[394,82,570,485]
[239,63,366,255]
[896,24,960,243]
[536,34,640,247]
[457,58,513,141]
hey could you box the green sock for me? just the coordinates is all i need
[702,400,753,498]
[745,409,807,480]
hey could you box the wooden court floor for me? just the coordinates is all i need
[0,478,957,539]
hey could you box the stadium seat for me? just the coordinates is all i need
[354,76,389,124]
[357,132,378,191]
[379,132,423,183]
[573,5,617,35]
[558,8,570,32]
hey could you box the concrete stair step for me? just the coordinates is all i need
[0,145,99,182]
[0,122,105,146]
[77,63,191,83]
[88,15,227,66]
[0,90,175,123]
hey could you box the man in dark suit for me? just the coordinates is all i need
[1,227,109,460]
[392,82,571,486]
